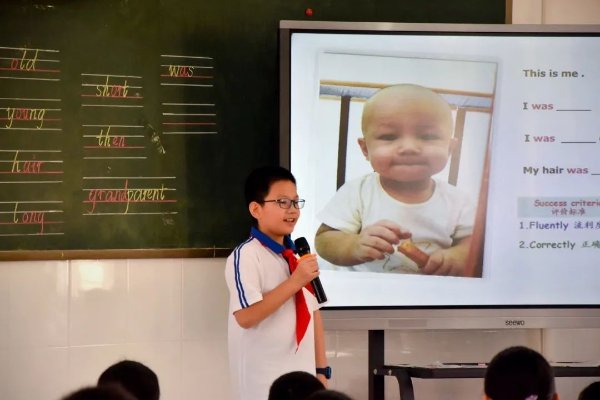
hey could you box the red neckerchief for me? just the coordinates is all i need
[281,248,315,349]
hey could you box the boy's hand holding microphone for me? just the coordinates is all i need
[294,237,327,304]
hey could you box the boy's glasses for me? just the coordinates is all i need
[262,198,305,209]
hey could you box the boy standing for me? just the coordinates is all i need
[225,166,329,400]
[315,84,475,276]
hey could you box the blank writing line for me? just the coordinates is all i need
[162,113,215,116]
[162,102,214,106]
[160,54,212,59]
[555,109,591,112]
[81,104,143,108]
[83,176,176,179]
[0,127,61,131]
[0,232,64,237]
[0,76,60,81]
[0,149,61,153]
[160,83,213,87]
[0,201,62,204]
[84,156,147,160]
[81,73,142,79]
[163,131,217,135]
[84,212,178,216]
[83,124,142,128]
[163,122,216,126]
[0,46,59,52]
[561,141,597,144]
[0,97,61,102]
[0,181,62,184]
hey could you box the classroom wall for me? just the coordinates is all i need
[512,0,600,24]
[2,2,600,399]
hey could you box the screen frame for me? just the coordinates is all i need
[279,20,600,330]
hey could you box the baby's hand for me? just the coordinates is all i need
[421,248,466,276]
[291,253,319,288]
[353,220,411,263]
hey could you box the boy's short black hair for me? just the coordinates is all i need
[305,389,355,400]
[485,346,555,400]
[244,165,296,206]
[62,385,137,400]
[98,360,160,400]
[579,381,600,400]
[268,371,325,400]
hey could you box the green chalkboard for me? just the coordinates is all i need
[0,0,505,259]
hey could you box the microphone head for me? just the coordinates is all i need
[294,237,311,256]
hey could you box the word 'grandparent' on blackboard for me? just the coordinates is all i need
[83,177,176,215]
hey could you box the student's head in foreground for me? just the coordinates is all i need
[359,84,455,188]
[268,370,325,400]
[61,385,137,400]
[578,381,600,400]
[305,389,355,400]
[98,359,160,400]
[484,346,558,400]
[245,166,301,244]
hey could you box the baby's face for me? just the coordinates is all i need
[359,89,454,185]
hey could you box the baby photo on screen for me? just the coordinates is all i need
[294,51,497,278]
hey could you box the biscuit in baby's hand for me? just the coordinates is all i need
[397,240,429,268]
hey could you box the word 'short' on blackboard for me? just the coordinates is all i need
[0,0,505,260]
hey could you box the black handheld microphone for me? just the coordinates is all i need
[294,237,327,304]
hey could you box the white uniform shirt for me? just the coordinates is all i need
[318,173,475,273]
[225,227,319,400]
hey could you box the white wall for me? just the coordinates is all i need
[512,0,600,24]
[0,259,230,400]
[1,259,599,400]
[2,2,600,400]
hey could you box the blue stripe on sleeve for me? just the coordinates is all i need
[234,237,253,308]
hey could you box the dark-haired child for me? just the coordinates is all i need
[484,346,559,400]
[97,359,160,400]
[225,166,329,400]
[268,370,325,400]
[578,381,600,400]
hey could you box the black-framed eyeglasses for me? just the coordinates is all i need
[262,198,305,209]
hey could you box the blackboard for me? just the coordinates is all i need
[0,0,505,260]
